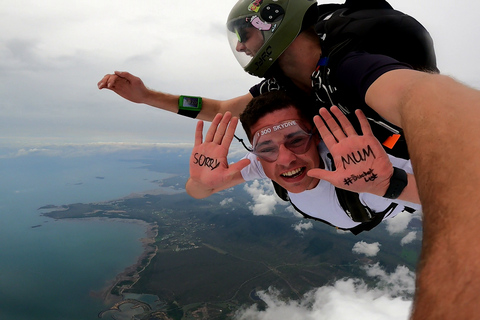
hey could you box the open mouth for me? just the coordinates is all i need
[281,167,305,179]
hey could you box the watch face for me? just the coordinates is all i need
[180,96,201,110]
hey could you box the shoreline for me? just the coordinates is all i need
[89,219,159,306]
[38,187,175,307]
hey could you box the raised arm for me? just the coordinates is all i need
[186,112,250,199]
[307,106,420,204]
[97,71,252,121]
[366,69,480,320]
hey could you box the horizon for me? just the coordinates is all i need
[1,0,479,147]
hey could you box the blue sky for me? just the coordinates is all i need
[1,0,479,149]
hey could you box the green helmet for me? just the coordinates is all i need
[227,0,318,78]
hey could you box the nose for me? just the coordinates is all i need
[236,41,246,53]
[276,143,296,166]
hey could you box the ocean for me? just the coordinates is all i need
[0,147,179,319]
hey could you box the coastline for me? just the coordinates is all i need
[39,186,181,307]
[38,186,182,308]
[91,219,159,306]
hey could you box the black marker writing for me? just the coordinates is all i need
[341,145,376,170]
[193,153,221,171]
[343,168,378,186]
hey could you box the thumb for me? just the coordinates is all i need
[307,168,336,183]
[229,158,251,173]
[114,70,132,79]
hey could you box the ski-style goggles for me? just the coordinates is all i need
[241,119,315,162]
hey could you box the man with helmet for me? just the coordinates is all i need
[98,1,480,318]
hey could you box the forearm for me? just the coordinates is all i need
[99,72,252,122]
[141,90,220,121]
[399,75,480,319]
[142,90,252,122]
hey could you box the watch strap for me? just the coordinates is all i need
[383,167,408,199]
[177,108,201,118]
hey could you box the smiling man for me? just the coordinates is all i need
[186,91,420,234]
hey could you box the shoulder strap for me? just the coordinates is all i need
[272,180,289,201]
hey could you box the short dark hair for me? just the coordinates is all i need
[240,90,314,141]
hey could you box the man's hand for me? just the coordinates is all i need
[97,71,149,104]
[186,112,250,199]
[308,106,393,196]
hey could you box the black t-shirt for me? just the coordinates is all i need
[250,51,410,112]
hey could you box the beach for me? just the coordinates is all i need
[95,219,159,306]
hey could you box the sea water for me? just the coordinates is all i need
[0,149,172,320]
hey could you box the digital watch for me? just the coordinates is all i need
[178,95,202,118]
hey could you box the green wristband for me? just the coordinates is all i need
[178,95,202,118]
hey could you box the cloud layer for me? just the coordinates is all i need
[234,264,414,320]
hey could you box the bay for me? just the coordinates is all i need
[0,148,179,319]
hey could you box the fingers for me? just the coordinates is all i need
[203,112,236,146]
[317,106,361,141]
[213,112,232,144]
[97,74,111,89]
[222,116,238,147]
[355,109,374,136]
[97,73,122,89]
[330,106,357,136]
[314,115,337,148]
[97,71,132,89]
[194,121,204,146]
[318,107,347,140]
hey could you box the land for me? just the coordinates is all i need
[41,172,422,320]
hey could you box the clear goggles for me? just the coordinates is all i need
[227,17,269,68]
[244,120,315,162]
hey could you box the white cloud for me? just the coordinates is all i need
[220,198,233,206]
[292,221,313,234]
[400,232,418,246]
[234,264,414,320]
[352,241,381,257]
[285,205,303,218]
[243,180,284,216]
[363,263,416,298]
[385,210,415,235]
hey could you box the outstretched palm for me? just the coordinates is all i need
[308,106,393,196]
[189,112,250,191]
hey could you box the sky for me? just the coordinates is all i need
[1,0,480,149]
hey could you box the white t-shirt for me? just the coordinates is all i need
[241,142,422,229]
